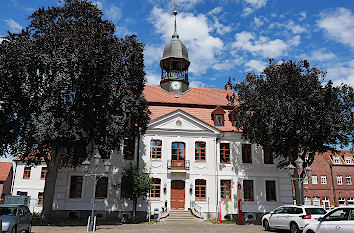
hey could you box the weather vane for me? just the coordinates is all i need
[170,1,179,15]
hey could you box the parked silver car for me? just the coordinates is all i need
[303,206,354,233]
[0,204,32,233]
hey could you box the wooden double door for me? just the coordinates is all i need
[171,180,185,210]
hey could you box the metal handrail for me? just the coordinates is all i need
[167,160,190,170]
[190,201,203,218]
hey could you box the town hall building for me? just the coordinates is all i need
[13,10,293,222]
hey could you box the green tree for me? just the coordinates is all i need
[120,162,152,223]
[0,0,150,221]
[228,60,353,204]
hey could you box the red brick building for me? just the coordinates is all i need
[303,150,354,208]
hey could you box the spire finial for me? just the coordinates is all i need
[171,1,179,38]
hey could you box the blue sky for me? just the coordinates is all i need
[1,0,353,89]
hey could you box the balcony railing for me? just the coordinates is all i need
[167,160,190,170]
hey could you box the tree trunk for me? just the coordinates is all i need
[133,198,137,223]
[41,147,62,223]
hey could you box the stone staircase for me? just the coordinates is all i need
[164,210,200,222]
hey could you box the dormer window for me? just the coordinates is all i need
[215,114,224,126]
[333,157,340,164]
[212,106,225,126]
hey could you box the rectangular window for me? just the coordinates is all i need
[215,114,224,126]
[348,198,354,205]
[17,191,28,196]
[120,179,129,199]
[69,176,83,198]
[150,178,161,199]
[321,175,327,184]
[38,192,43,206]
[41,167,47,179]
[150,139,162,159]
[313,197,320,206]
[220,180,231,201]
[346,176,352,185]
[195,179,206,200]
[23,167,31,179]
[303,177,308,184]
[195,141,206,161]
[242,144,252,163]
[339,197,346,206]
[265,181,276,201]
[95,177,108,199]
[220,143,230,163]
[333,157,340,164]
[123,139,135,160]
[345,157,352,164]
[337,175,343,185]
[243,180,254,201]
[263,146,273,164]
[304,196,311,205]
[312,175,318,184]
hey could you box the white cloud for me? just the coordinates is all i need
[146,73,161,85]
[317,8,354,49]
[211,16,232,35]
[269,20,308,34]
[326,60,354,86]
[144,45,163,66]
[232,31,299,58]
[242,0,267,16]
[299,11,306,21]
[4,18,22,32]
[190,80,208,88]
[253,17,264,27]
[106,4,122,22]
[149,7,224,75]
[209,6,223,15]
[310,50,336,62]
[244,59,267,72]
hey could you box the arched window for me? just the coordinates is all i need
[171,142,185,161]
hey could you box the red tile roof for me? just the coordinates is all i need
[143,85,239,132]
[0,162,12,181]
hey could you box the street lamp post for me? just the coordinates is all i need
[286,157,312,206]
[82,150,111,232]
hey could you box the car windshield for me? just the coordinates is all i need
[305,208,326,215]
[0,207,17,216]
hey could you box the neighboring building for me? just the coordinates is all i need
[12,159,47,213]
[303,151,354,208]
[49,10,292,222]
[0,162,13,203]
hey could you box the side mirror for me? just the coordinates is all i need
[318,217,323,222]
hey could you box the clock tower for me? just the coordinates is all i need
[160,8,190,94]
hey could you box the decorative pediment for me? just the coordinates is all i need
[148,109,220,134]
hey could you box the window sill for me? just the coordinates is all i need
[221,199,231,201]
[220,162,231,164]
[195,199,206,201]
[149,198,161,201]
[195,160,206,162]
[23,177,30,179]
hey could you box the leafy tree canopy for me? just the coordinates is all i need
[229,60,353,168]
[0,0,150,220]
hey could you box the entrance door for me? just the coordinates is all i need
[171,180,185,210]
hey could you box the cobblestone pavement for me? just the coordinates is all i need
[32,222,287,233]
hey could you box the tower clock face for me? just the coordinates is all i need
[171,81,181,91]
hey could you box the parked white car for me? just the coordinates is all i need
[262,205,327,233]
[303,206,354,233]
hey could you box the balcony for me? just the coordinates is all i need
[167,160,190,170]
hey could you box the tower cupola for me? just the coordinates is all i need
[160,8,190,94]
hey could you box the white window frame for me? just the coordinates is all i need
[304,196,311,205]
[312,175,318,184]
[339,197,346,206]
[337,175,343,185]
[348,198,354,206]
[345,157,352,164]
[322,197,330,209]
[313,197,320,206]
[346,175,352,185]
[333,157,340,164]
[303,177,308,184]
[321,175,327,184]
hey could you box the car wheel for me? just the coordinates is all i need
[10,225,17,233]
[290,222,299,233]
[263,219,270,231]
[25,223,32,233]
